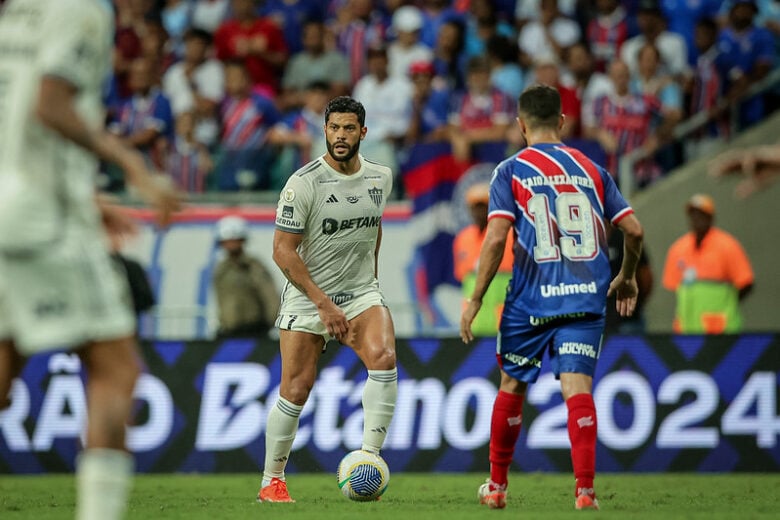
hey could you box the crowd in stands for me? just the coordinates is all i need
[63,0,780,195]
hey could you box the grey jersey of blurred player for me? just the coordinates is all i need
[0,2,180,519]
[0,0,112,247]
[275,156,393,316]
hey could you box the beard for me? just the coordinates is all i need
[326,139,360,162]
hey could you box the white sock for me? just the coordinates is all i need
[262,397,303,486]
[76,449,133,520]
[361,368,397,453]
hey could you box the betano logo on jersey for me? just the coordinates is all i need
[321,216,382,235]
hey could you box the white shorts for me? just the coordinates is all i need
[0,230,135,356]
[275,290,386,341]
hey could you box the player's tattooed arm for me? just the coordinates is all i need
[282,267,309,298]
[273,228,330,307]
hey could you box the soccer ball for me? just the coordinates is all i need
[336,450,390,501]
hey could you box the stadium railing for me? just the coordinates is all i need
[618,67,780,198]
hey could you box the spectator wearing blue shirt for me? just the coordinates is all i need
[659,0,721,65]
[463,0,515,58]
[717,0,775,128]
[109,57,174,171]
[405,61,451,145]
[486,35,524,102]
[630,43,683,122]
[260,0,325,55]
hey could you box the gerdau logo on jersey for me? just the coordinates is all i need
[322,216,381,235]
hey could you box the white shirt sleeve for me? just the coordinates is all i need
[38,6,109,91]
[276,173,313,234]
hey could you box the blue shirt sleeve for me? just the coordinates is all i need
[488,160,517,221]
[601,165,632,223]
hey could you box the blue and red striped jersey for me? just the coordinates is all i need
[489,143,633,319]
[220,93,281,150]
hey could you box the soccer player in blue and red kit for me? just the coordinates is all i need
[460,85,644,511]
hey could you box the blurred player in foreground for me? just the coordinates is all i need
[0,1,180,519]
[258,96,397,503]
[460,85,644,511]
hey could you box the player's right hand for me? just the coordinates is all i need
[459,298,482,344]
[318,300,349,342]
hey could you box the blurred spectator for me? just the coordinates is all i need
[448,56,514,162]
[191,0,231,33]
[405,60,451,145]
[531,55,581,139]
[432,17,468,91]
[215,60,283,191]
[332,0,387,85]
[662,194,754,334]
[162,0,193,56]
[620,0,688,79]
[352,45,413,174]
[162,28,225,148]
[139,19,176,80]
[419,0,461,49]
[110,57,174,170]
[631,43,684,123]
[605,222,653,335]
[685,17,729,159]
[214,0,289,96]
[514,0,578,30]
[281,19,351,110]
[563,42,613,129]
[463,0,516,58]
[485,35,525,101]
[113,0,152,100]
[213,216,280,338]
[659,0,721,66]
[166,111,214,193]
[260,0,325,54]
[452,183,513,336]
[273,81,330,181]
[517,0,581,68]
[584,60,671,188]
[587,0,637,73]
[388,5,433,79]
[717,0,774,129]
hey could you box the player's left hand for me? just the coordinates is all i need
[608,274,638,317]
[459,298,482,344]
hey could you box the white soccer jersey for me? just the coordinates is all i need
[0,0,112,251]
[275,154,393,315]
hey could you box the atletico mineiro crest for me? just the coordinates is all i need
[368,187,383,207]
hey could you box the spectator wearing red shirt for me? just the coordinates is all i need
[532,55,582,139]
[214,0,289,96]
[448,56,514,162]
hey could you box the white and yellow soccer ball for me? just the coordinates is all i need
[336,450,390,501]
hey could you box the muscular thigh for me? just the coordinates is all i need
[342,305,395,370]
[278,329,323,386]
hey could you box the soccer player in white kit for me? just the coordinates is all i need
[258,96,398,503]
[0,1,180,519]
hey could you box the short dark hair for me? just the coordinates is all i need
[325,96,366,126]
[518,85,561,129]
[183,28,213,45]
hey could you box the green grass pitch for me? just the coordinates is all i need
[1,473,779,519]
